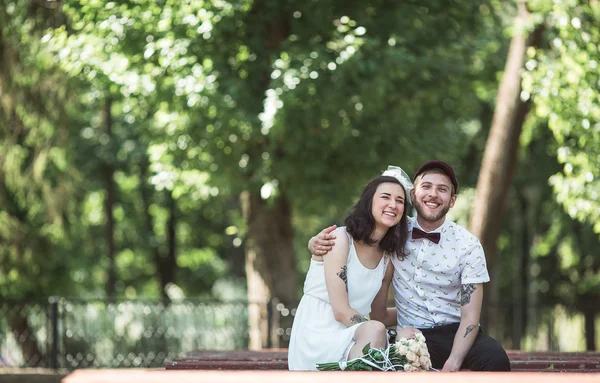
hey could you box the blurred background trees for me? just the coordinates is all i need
[0,0,598,354]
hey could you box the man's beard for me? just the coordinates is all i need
[414,198,451,223]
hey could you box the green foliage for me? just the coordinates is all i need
[0,1,80,298]
[514,2,600,327]
[42,0,490,200]
[17,0,493,300]
[3,0,597,336]
[523,0,600,233]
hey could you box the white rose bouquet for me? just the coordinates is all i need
[390,332,432,371]
[316,332,432,372]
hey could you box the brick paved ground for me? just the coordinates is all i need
[63,370,600,383]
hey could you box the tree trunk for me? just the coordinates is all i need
[242,190,297,350]
[517,194,530,349]
[164,191,177,288]
[583,305,596,351]
[103,96,117,298]
[574,221,597,351]
[10,311,43,367]
[468,1,541,332]
[240,1,293,350]
[511,192,525,349]
[512,189,536,349]
[139,157,172,301]
[0,28,16,115]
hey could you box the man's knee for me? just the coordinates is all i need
[484,349,511,371]
[467,335,511,371]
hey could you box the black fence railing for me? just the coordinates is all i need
[0,298,593,369]
[0,298,278,369]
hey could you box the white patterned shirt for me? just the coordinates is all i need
[391,216,490,329]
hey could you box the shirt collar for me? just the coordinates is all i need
[409,215,447,233]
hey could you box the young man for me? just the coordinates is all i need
[309,160,511,371]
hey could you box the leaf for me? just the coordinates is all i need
[547,363,554,369]
[362,342,372,355]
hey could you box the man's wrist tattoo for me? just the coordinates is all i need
[337,265,348,291]
[350,314,368,325]
[464,324,477,338]
[460,284,476,306]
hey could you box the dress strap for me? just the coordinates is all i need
[340,227,352,243]
[383,253,391,270]
[340,227,353,262]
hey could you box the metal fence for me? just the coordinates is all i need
[0,298,265,369]
[0,298,594,370]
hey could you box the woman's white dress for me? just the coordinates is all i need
[288,227,388,370]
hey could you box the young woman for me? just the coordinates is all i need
[288,167,413,370]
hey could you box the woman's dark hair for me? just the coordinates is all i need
[344,175,409,259]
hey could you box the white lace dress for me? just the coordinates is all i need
[288,227,388,370]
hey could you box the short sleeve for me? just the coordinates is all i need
[460,241,490,284]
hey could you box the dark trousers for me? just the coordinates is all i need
[419,323,511,371]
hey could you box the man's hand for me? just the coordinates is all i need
[308,225,337,256]
[396,326,421,340]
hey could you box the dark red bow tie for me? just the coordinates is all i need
[412,228,441,244]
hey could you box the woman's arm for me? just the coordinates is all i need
[324,229,367,327]
[370,261,422,339]
[369,262,397,327]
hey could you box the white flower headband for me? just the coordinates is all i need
[381,165,414,205]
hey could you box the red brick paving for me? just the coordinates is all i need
[63,370,600,383]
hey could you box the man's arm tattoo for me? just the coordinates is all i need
[460,284,476,306]
[350,314,368,325]
[337,265,348,291]
[464,325,477,338]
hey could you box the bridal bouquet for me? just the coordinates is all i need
[392,332,432,371]
[316,332,432,371]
